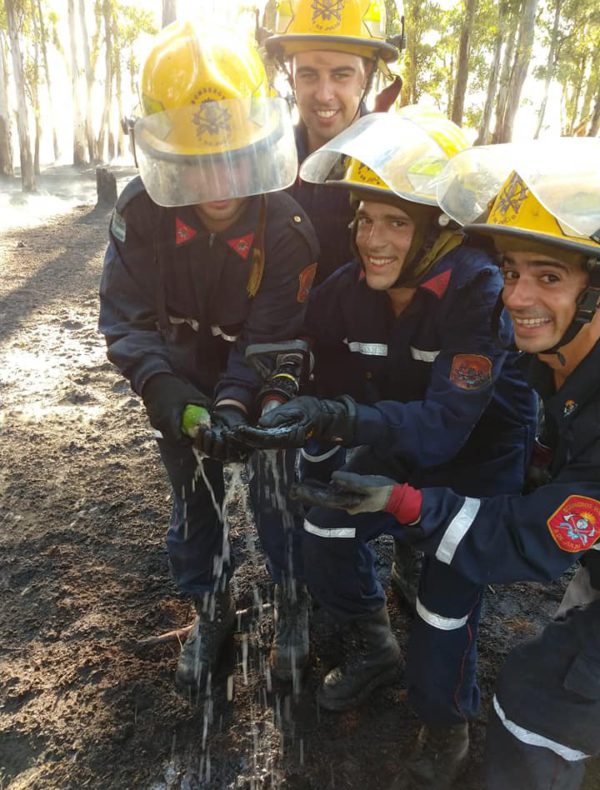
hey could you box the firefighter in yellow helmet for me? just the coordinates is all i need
[249,139,600,790]
[233,114,537,788]
[262,0,404,285]
[99,19,319,692]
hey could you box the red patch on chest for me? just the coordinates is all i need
[547,495,600,553]
[175,217,197,245]
[420,269,451,298]
[227,233,254,259]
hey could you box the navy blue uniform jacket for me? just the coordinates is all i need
[99,177,319,411]
[414,338,600,584]
[288,124,354,286]
[305,246,537,496]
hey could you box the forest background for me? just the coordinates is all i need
[1,0,599,196]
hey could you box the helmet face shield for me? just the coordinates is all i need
[439,138,600,256]
[299,113,452,205]
[135,97,298,206]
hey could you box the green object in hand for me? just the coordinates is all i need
[181,404,210,438]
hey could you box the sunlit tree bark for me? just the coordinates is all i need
[4,0,35,190]
[475,2,506,144]
[162,0,176,27]
[0,30,14,176]
[78,0,98,162]
[96,0,113,161]
[67,0,87,165]
[35,0,59,161]
[534,0,562,138]
[451,0,478,125]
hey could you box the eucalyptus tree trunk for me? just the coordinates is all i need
[495,0,539,143]
[534,0,562,138]
[35,0,60,160]
[96,0,113,161]
[451,0,478,125]
[0,31,14,176]
[476,5,505,145]
[4,0,35,190]
[162,0,177,27]
[78,0,98,162]
[68,0,88,165]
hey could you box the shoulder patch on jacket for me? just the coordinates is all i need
[420,269,452,298]
[115,175,146,214]
[297,263,318,302]
[449,354,492,390]
[547,495,600,553]
[110,209,126,242]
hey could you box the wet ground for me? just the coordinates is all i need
[0,168,598,789]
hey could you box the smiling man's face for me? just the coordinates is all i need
[292,50,369,153]
[501,250,588,353]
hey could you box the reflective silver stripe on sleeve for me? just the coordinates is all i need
[304,519,356,539]
[435,497,481,565]
[211,325,239,342]
[493,695,589,761]
[415,597,469,630]
[300,445,342,462]
[346,341,388,357]
[410,347,440,362]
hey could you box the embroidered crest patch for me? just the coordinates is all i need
[175,217,197,246]
[297,263,318,303]
[547,495,600,553]
[227,233,254,260]
[449,354,492,390]
[563,399,577,417]
[110,210,126,242]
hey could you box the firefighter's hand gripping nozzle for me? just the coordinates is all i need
[245,340,312,415]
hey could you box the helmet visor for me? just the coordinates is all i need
[134,97,297,206]
[299,113,449,205]
[437,138,600,237]
[516,138,600,240]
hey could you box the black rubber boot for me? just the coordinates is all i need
[390,723,469,790]
[269,582,310,682]
[390,539,423,611]
[317,605,401,711]
[175,585,235,690]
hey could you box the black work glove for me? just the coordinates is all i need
[142,373,210,444]
[290,478,365,510]
[233,395,357,450]
[194,405,252,463]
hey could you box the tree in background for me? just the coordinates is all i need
[5,0,35,190]
[0,21,14,176]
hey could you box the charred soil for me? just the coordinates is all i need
[1,193,599,789]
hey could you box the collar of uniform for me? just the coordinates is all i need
[529,338,600,423]
[174,197,261,249]
[416,256,454,298]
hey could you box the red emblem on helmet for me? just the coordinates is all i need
[547,495,600,553]
[449,354,492,390]
[297,263,318,303]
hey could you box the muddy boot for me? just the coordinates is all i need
[175,586,235,691]
[269,582,310,682]
[390,539,422,611]
[390,723,469,790]
[317,605,401,711]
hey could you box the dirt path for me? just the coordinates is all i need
[0,199,597,789]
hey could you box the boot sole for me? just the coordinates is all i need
[317,663,399,711]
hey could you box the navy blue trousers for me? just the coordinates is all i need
[158,439,304,596]
[486,599,600,789]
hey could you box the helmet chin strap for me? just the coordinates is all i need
[492,256,600,365]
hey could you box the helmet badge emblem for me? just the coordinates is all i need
[312,0,345,30]
[495,172,529,225]
[192,102,231,142]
